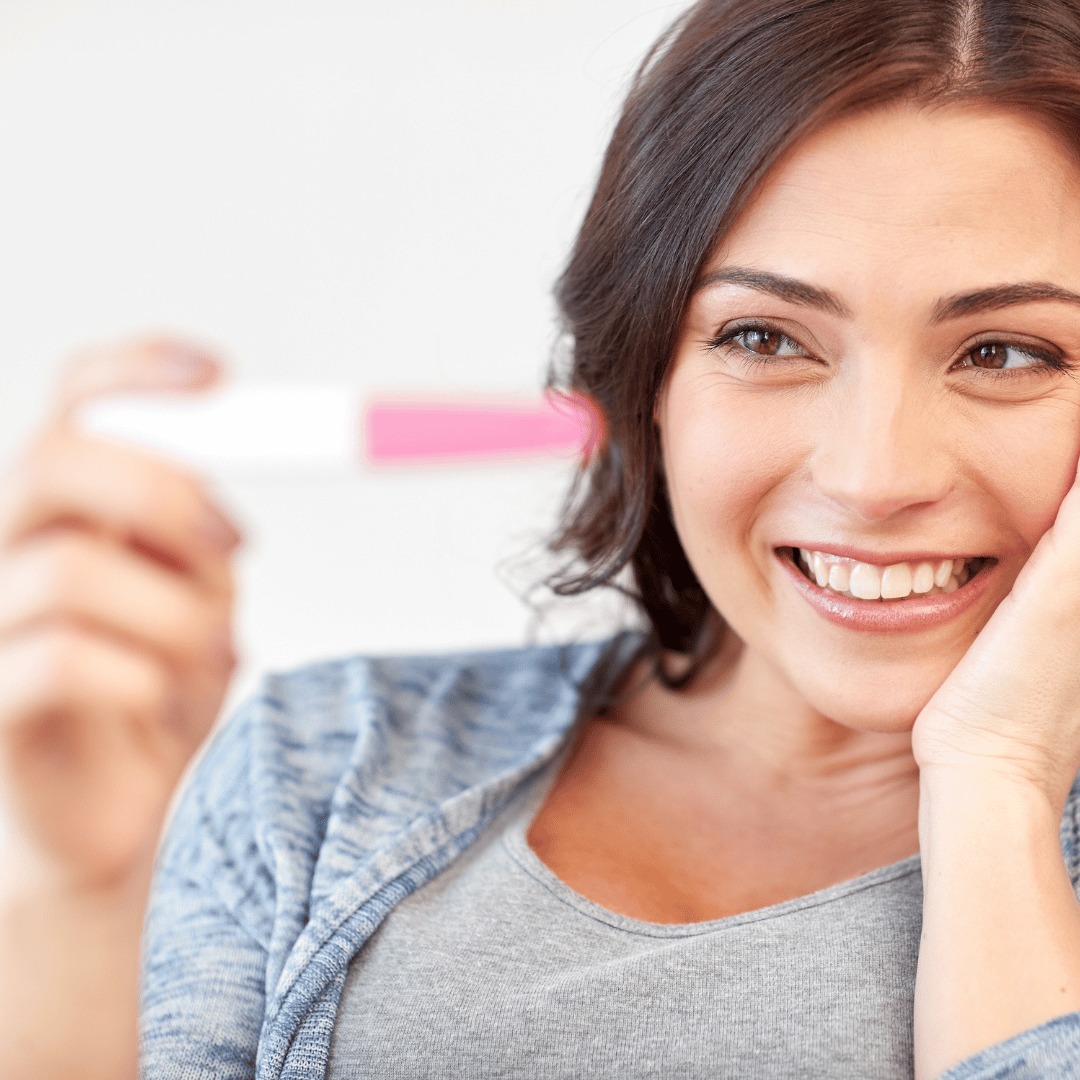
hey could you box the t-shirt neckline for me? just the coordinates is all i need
[501,757,922,940]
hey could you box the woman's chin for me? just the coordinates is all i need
[793,665,948,735]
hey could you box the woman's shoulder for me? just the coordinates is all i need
[190,636,618,804]
[155,634,635,906]
[143,635,633,996]
[253,634,624,754]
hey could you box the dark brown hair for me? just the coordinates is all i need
[547,0,1080,689]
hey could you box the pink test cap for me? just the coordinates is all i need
[366,392,603,463]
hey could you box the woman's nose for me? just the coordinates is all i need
[808,371,952,523]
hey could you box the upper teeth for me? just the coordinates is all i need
[797,549,971,600]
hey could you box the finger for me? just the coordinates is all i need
[54,337,223,426]
[0,624,223,795]
[0,627,185,881]
[0,432,241,581]
[0,627,168,748]
[0,534,233,674]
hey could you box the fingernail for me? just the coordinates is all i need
[161,346,216,386]
[198,506,242,551]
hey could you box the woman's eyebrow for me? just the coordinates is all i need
[695,267,850,317]
[931,282,1080,322]
[696,270,1080,326]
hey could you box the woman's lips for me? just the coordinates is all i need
[776,547,999,632]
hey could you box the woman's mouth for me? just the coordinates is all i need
[789,547,992,600]
[776,546,999,632]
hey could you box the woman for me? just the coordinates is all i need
[6,0,1080,1076]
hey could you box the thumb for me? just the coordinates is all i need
[53,337,224,428]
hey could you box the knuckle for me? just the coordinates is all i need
[0,537,96,630]
[30,533,92,602]
[130,460,203,520]
[121,660,168,717]
[31,626,166,715]
[0,628,177,758]
[0,627,92,721]
[33,626,89,688]
[168,597,223,668]
[120,458,211,542]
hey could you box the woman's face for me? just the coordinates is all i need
[659,103,1080,731]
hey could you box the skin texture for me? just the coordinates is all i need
[666,104,1080,733]
[0,340,239,1079]
[530,103,1080,1077]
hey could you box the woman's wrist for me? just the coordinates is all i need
[913,763,1080,1079]
[0,866,146,1080]
[917,762,1062,838]
[916,762,1067,899]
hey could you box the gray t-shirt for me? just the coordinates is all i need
[327,760,923,1079]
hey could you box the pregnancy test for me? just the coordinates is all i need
[76,384,600,475]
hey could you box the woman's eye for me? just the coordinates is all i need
[959,342,1046,371]
[729,327,802,357]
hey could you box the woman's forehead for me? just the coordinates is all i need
[711,103,1080,294]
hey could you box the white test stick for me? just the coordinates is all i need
[77,384,361,476]
[77,383,592,477]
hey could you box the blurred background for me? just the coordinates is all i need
[0,0,684,713]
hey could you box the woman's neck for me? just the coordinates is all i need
[616,633,920,798]
[528,636,922,923]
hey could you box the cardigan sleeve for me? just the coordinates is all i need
[140,859,268,1078]
[939,1013,1080,1079]
[140,696,276,1079]
[138,651,396,1079]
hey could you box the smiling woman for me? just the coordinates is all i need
[521,83,1080,1063]
[528,11,1080,1069]
[10,1,1080,1079]
[654,105,1080,721]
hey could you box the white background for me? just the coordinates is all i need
[0,0,684,712]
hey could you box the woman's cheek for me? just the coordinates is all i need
[662,379,813,575]
[958,398,1080,554]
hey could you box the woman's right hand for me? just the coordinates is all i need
[0,338,240,893]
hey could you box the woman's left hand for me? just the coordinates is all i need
[911,455,1080,1079]
[912,466,1080,808]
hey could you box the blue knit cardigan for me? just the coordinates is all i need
[140,638,1080,1078]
